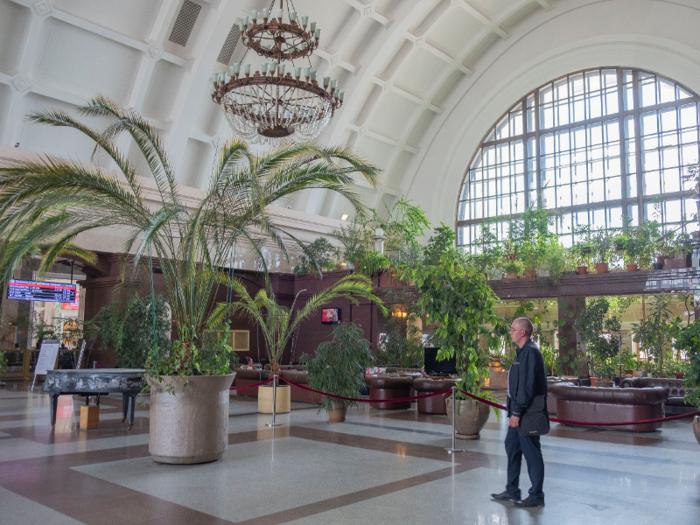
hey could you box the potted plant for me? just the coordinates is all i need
[300,322,374,422]
[590,228,613,274]
[399,225,507,439]
[676,319,700,446]
[0,96,380,464]
[218,274,386,414]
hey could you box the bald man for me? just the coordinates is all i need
[491,317,548,508]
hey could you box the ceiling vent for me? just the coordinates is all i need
[217,24,241,65]
[169,0,201,47]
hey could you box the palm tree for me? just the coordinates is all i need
[0,96,379,374]
[210,273,387,376]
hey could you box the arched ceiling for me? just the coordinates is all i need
[2,0,699,231]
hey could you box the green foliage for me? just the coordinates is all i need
[399,224,508,404]
[0,350,7,374]
[619,348,639,372]
[96,294,172,368]
[212,273,386,376]
[632,295,682,377]
[375,196,431,253]
[300,322,374,411]
[377,288,423,367]
[677,320,700,408]
[573,298,621,378]
[0,96,380,377]
[356,251,391,276]
[540,342,558,376]
[293,237,337,276]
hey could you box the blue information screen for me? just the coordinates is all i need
[6,279,77,304]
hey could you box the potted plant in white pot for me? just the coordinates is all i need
[0,96,380,463]
[215,274,386,414]
[399,225,507,439]
[300,322,375,422]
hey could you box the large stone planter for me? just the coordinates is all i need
[694,416,700,447]
[446,398,491,440]
[258,384,291,414]
[148,373,235,464]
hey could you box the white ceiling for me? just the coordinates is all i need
[2,0,700,232]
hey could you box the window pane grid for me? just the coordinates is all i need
[458,68,700,247]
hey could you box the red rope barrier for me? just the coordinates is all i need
[282,378,452,404]
[456,388,700,426]
[229,377,274,391]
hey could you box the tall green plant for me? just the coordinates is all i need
[632,295,682,376]
[300,322,374,412]
[573,298,621,379]
[677,319,700,409]
[95,294,172,368]
[0,96,379,376]
[212,274,386,376]
[378,288,423,367]
[399,225,508,401]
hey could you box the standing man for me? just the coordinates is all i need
[491,317,548,508]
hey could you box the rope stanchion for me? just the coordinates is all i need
[281,377,452,404]
[266,374,282,428]
[445,385,465,454]
[456,387,700,427]
[229,377,275,391]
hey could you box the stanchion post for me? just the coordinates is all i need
[445,386,465,454]
[266,374,282,428]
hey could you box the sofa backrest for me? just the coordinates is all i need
[550,384,668,404]
[620,377,692,397]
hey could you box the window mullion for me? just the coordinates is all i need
[617,68,628,222]
[633,70,645,224]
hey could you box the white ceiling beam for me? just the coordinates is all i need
[314,48,358,74]
[371,77,441,113]
[405,33,474,76]
[454,0,509,40]
[341,0,392,27]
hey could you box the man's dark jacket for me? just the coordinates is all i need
[507,339,548,418]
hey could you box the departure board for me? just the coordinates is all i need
[7,279,77,303]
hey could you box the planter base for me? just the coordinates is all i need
[455,432,481,440]
[148,374,235,465]
[328,404,347,423]
[258,384,291,414]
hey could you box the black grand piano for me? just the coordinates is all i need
[43,369,146,427]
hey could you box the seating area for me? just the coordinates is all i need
[549,383,669,432]
[620,377,697,415]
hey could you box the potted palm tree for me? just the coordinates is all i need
[0,96,379,463]
[215,274,386,414]
[300,322,375,422]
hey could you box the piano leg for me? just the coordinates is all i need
[128,395,136,429]
[121,394,128,423]
[50,394,59,427]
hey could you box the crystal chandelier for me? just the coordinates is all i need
[211,0,345,146]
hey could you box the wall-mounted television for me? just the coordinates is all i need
[321,307,341,324]
[6,279,77,304]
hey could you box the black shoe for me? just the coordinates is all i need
[491,491,520,502]
[514,496,545,508]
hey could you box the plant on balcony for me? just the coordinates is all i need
[293,237,337,276]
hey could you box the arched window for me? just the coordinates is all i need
[457,68,700,249]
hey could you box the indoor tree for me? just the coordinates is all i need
[633,295,683,376]
[573,298,621,379]
[399,224,508,402]
[0,95,380,377]
[211,273,387,377]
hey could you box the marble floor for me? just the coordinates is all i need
[0,382,698,525]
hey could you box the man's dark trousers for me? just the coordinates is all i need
[505,425,544,501]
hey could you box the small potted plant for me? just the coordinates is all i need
[301,322,375,423]
[590,229,613,274]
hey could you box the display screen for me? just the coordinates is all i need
[321,308,341,324]
[7,279,77,304]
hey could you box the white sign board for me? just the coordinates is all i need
[35,340,60,375]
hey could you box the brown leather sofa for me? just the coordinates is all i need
[232,367,321,404]
[365,374,414,409]
[620,377,696,415]
[412,377,456,414]
[550,383,668,432]
[546,377,581,415]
